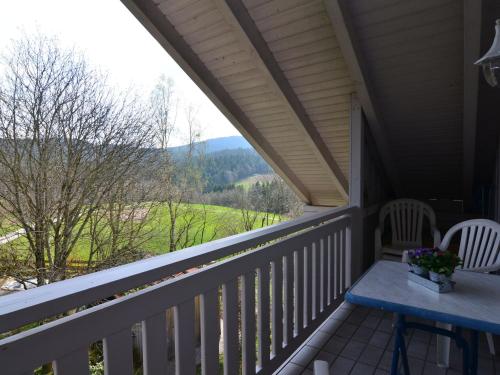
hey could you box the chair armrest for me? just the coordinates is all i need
[432,227,441,248]
[375,227,382,260]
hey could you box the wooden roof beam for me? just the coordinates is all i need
[463,0,482,201]
[325,0,402,196]
[121,0,311,203]
[216,0,349,200]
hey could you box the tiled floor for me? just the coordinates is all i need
[278,302,500,374]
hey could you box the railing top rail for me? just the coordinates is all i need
[0,206,354,333]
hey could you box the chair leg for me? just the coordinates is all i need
[436,322,452,368]
[486,333,496,355]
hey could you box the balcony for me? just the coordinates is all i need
[2,205,499,375]
[2,0,500,374]
[0,206,363,374]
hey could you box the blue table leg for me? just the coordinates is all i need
[401,320,477,375]
[390,327,401,375]
[391,314,410,375]
[461,340,471,375]
[455,326,462,347]
[470,330,478,375]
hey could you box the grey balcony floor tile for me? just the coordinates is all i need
[279,303,498,374]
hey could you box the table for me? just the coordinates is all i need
[345,261,500,375]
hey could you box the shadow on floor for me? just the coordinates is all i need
[278,302,500,375]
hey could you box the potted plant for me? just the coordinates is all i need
[427,250,463,283]
[407,248,434,276]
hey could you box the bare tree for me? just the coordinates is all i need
[150,75,177,150]
[236,187,260,231]
[165,103,206,251]
[85,172,155,273]
[149,87,212,251]
[0,35,153,284]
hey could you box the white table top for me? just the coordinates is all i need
[346,261,500,334]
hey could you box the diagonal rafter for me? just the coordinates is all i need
[215,0,349,200]
[122,0,311,203]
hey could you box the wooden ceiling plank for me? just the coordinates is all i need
[216,0,349,200]
[325,0,402,195]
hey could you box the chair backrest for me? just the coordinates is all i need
[439,219,500,272]
[379,199,437,248]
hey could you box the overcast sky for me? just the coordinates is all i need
[0,0,240,146]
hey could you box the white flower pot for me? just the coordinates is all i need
[411,264,428,277]
[429,271,452,284]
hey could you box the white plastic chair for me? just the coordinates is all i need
[437,219,500,364]
[375,199,441,261]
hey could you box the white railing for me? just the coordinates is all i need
[0,206,357,375]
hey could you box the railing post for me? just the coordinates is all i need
[349,94,365,281]
[349,208,363,282]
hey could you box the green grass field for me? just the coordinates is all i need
[140,203,281,254]
[234,173,275,189]
[0,203,284,262]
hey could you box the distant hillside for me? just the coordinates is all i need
[168,136,252,155]
[235,173,275,189]
[144,136,271,192]
[201,148,271,191]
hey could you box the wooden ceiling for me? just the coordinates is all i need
[123,0,357,206]
[123,0,485,204]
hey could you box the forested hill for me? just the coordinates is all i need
[200,148,271,191]
[165,136,271,191]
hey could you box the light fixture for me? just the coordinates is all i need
[475,19,500,87]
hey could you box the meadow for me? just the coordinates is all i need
[234,173,275,189]
[0,203,284,263]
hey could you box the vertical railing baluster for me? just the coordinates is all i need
[320,238,327,312]
[201,288,220,375]
[294,249,304,336]
[242,272,256,375]
[142,313,168,375]
[223,279,240,375]
[345,222,352,288]
[304,246,312,326]
[53,348,89,375]
[335,231,341,298]
[271,257,283,356]
[284,254,294,346]
[175,299,196,375]
[314,241,321,319]
[340,229,344,293]
[327,235,333,306]
[104,329,133,375]
[257,265,270,369]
